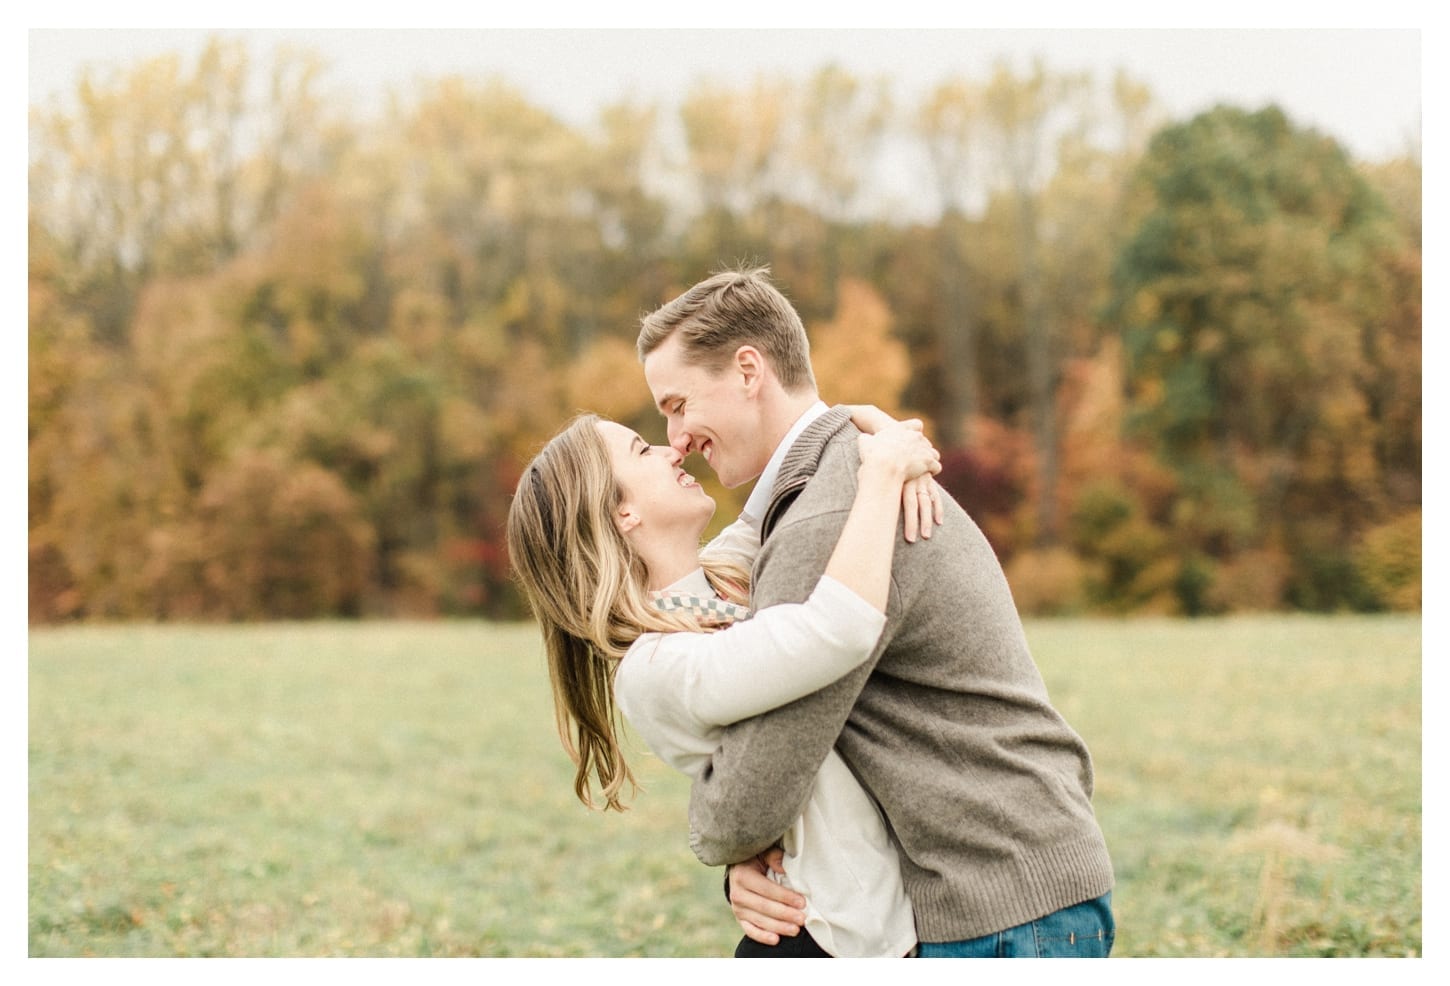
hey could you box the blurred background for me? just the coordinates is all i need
[26,26,1424,623]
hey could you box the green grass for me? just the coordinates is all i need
[28,615,1421,957]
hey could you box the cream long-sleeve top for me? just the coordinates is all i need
[613,519,917,958]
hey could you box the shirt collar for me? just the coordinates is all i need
[740,400,829,533]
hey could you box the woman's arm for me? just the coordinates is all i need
[700,406,941,572]
[844,403,897,435]
[847,405,945,544]
[618,578,887,733]
[822,419,940,613]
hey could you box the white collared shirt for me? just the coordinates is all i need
[740,400,830,533]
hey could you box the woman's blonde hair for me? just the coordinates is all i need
[505,413,748,812]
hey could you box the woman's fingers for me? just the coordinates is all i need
[902,476,947,541]
[902,481,921,542]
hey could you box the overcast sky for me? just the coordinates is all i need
[28,22,1425,163]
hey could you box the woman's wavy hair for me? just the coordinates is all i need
[505,413,748,811]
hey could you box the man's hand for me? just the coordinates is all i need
[728,849,807,945]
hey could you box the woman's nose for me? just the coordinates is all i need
[661,445,683,466]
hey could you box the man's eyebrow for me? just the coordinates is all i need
[655,391,681,412]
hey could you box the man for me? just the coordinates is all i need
[637,266,1115,957]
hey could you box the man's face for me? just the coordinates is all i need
[642,333,766,490]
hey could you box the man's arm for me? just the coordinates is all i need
[686,489,895,865]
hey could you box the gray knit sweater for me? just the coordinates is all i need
[687,406,1114,943]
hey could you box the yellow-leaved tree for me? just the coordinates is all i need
[808,278,912,418]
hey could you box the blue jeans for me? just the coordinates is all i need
[917,892,1115,958]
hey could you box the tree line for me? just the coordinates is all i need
[28,36,1422,622]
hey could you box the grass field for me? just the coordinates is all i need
[28,615,1422,958]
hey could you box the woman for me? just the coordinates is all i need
[506,407,942,957]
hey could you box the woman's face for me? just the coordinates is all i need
[596,420,715,540]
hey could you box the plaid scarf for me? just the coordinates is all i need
[652,589,750,627]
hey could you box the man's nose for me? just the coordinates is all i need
[666,421,692,456]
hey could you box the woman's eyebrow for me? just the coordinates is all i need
[630,436,647,453]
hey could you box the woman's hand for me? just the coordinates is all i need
[857,419,945,542]
[829,416,948,611]
[902,473,945,543]
[857,418,939,480]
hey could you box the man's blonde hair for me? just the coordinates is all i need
[505,414,749,812]
[636,266,817,393]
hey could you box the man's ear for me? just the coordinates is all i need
[734,345,766,396]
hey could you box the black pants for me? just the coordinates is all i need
[734,929,832,958]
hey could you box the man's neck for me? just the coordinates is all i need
[752,389,821,477]
[741,391,827,529]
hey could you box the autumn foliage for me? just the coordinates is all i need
[28,39,1421,622]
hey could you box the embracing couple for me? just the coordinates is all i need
[507,266,1115,958]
